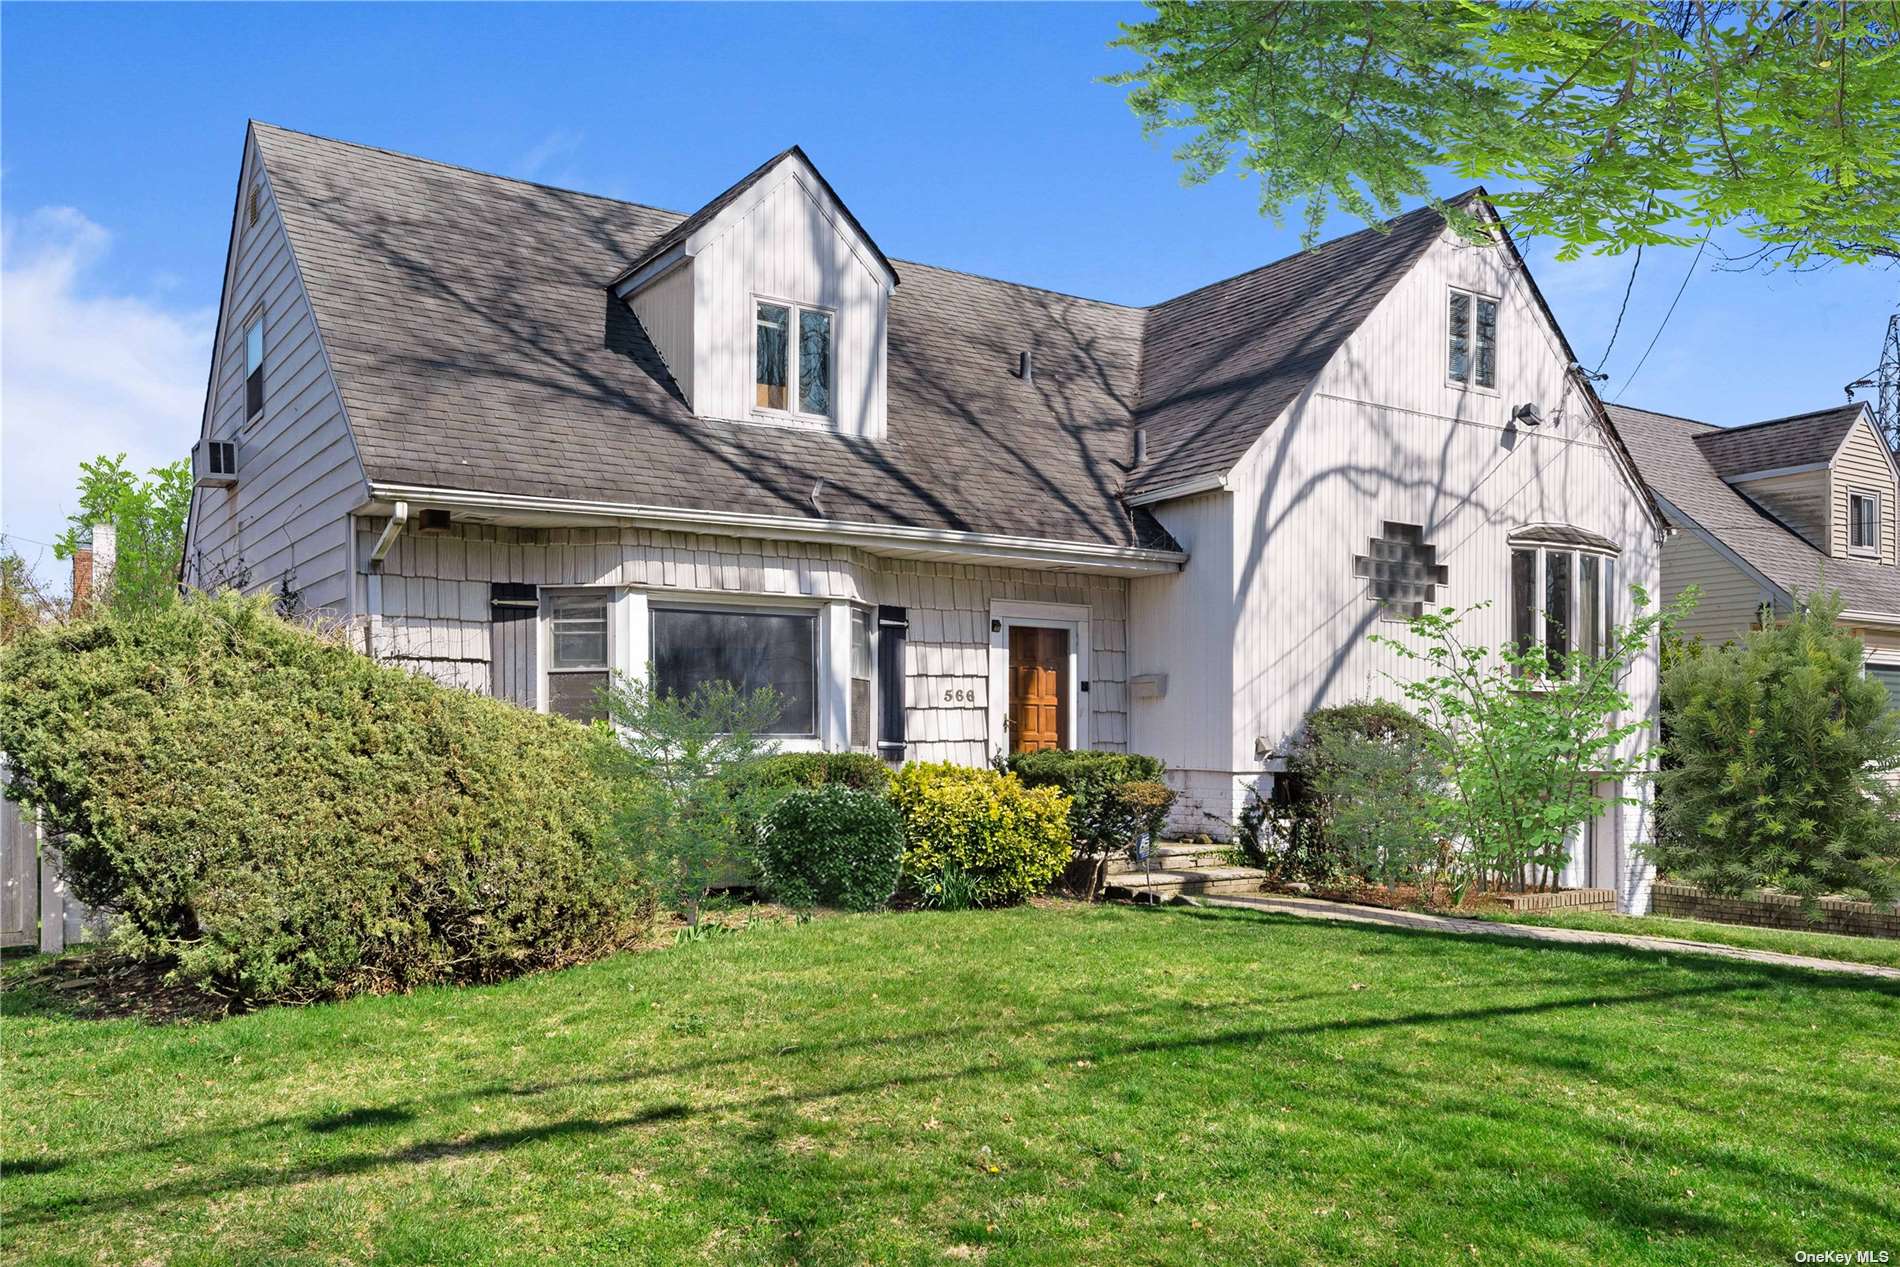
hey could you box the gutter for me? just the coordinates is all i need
[1122,471,1230,507]
[364,500,407,659]
[367,484,1187,575]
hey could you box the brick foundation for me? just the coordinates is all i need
[1649,883,1900,940]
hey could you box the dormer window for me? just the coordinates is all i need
[1448,288,1497,390]
[755,300,833,419]
[1850,492,1881,553]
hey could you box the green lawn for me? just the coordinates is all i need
[4,903,1896,1266]
[1464,908,1900,971]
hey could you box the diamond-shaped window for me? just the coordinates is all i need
[1352,522,1449,620]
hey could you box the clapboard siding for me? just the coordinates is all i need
[183,132,367,613]
[1660,526,1777,644]
[1830,419,1898,564]
[689,167,889,438]
[1733,470,1829,549]
[362,522,1128,764]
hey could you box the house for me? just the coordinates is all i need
[183,123,1665,911]
[1612,401,1900,698]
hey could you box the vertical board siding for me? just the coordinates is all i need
[183,134,367,614]
[629,262,695,401]
[364,522,1129,762]
[1829,420,1898,564]
[689,169,888,438]
[1733,470,1829,549]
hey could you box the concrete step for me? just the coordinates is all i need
[1145,843,1238,869]
[1104,865,1268,899]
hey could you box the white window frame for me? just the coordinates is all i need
[752,295,835,424]
[647,595,828,746]
[537,586,626,722]
[1447,287,1499,394]
[1509,542,1619,672]
[1848,490,1882,555]
[986,599,1091,758]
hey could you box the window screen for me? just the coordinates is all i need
[652,607,817,736]
[849,606,873,748]
[546,591,609,723]
[756,303,789,410]
[1851,494,1879,550]
[1868,665,1900,713]
[1474,297,1498,388]
[799,309,832,416]
[1447,291,1471,383]
[244,316,265,420]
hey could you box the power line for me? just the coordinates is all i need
[1593,240,1644,376]
[1612,227,1713,404]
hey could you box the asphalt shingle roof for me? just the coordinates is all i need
[1691,404,1864,479]
[1609,402,1900,615]
[250,122,1496,548]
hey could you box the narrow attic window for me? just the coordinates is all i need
[243,313,265,422]
[755,299,834,420]
[1850,492,1880,553]
[1448,289,1498,390]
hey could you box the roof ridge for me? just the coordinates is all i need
[250,119,688,220]
[1719,403,1866,434]
[891,257,1146,311]
[1614,402,1719,430]
[1147,189,1482,313]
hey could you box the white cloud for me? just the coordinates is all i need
[0,207,212,586]
[516,129,584,183]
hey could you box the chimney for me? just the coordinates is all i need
[91,521,117,600]
[71,546,94,612]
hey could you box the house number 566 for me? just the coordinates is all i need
[943,687,978,705]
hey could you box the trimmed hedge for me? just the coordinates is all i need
[0,593,644,1004]
[758,785,904,911]
[890,762,1071,906]
[749,751,893,794]
[1006,750,1175,897]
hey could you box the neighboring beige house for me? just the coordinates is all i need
[1611,402,1900,698]
[183,123,1666,910]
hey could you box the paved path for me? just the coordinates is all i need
[1177,892,1900,981]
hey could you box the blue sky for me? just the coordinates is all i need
[3,2,1895,585]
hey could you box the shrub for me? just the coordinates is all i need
[749,751,892,795]
[758,785,904,911]
[1262,702,1442,890]
[889,762,1071,906]
[598,674,782,925]
[1652,591,1900,905]
[0,592,642,1004]
[1007,750,1175,897]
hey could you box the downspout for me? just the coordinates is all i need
[365,501,408,659]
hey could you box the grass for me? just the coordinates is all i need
[1463,908,1900,971]
[4,902,1897,1266]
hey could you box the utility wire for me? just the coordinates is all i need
[1612,226,1713,403]
[1593,240,1644,376]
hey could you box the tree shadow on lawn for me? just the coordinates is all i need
[6,975,1784,1234]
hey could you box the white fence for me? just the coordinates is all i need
[1,788,100,954]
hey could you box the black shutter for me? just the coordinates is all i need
[877,605,907,762]
[490,583,538,707]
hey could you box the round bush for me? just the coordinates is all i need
[758,785,904,911]
[0,592,646,1004]
[889,762,1071,906]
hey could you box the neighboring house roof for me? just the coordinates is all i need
[1610,402,1900,617]
[1128,196,1471,499]
[1691,404,1865,478]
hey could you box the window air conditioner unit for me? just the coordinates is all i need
[194,439,238,488]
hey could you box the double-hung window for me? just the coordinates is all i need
[546,590,611,722]
[1510,538,1616,676]
[1448,288,1498,390]
[1850,492,1880,554]
[755,300,833,419]
[652,606,818,736]
[244,313,265,422]
[850,606,874,749]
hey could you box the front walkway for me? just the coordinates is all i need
[1179,892,1900,981]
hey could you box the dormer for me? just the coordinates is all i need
[611,147,899,440]
[1695,404,1895,563]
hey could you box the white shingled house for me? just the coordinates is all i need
[183,123,1667,911]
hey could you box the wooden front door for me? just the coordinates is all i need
[1007,625,1069,753]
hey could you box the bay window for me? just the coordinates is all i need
[755,299,833,419]
[652,606,817,736]
[1509,534,1617,675]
